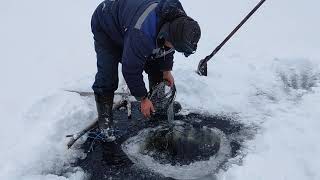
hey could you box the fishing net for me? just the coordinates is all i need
[147,82,177,117]
[67,82,177,150]
[142,82,225,166]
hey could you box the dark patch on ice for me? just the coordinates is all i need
[142,124,221,166]
[279,71,319,91]
[276,59,320,93]
[74,102,249,180]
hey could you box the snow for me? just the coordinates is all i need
[0,0,320,180]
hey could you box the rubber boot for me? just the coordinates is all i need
[95,93,116,142]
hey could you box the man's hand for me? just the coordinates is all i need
[163,71,174,87]
[141,98,155,118]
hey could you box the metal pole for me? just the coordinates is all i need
[197,0,267,76]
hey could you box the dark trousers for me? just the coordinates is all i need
[92,33,163,96]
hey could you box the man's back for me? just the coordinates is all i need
[91,0,201,139]
[92,0,159,46]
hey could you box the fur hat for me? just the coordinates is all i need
[158,17,201,57]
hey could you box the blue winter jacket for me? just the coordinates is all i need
[91,0,187,98]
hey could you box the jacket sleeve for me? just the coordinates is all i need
[122,29,155,98]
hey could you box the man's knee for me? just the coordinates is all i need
[144,61,164,89]
[93,71,119,96]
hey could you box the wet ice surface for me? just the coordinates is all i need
[75,102,252,180]
[140,123,224,166]
[123,125,231,179]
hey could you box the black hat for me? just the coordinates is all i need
[158,17,201,57]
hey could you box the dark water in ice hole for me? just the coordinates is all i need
[74,102,248,180]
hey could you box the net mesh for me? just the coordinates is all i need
[147,82,176,116]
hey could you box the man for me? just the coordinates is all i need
[91,0,201,140]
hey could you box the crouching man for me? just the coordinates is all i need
[91,0,201,141]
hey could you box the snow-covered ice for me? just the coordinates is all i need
[1,0,320,179]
